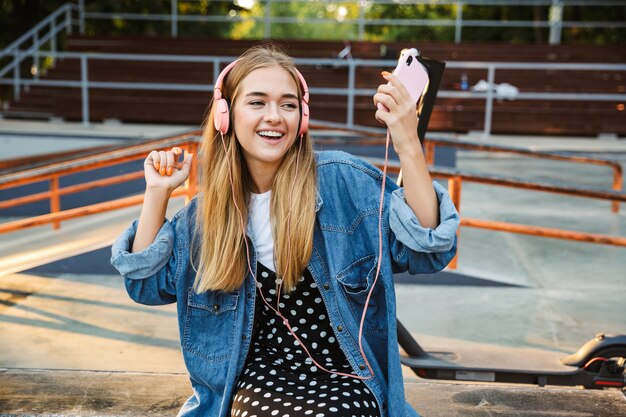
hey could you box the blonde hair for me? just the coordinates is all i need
[193,45,317,294]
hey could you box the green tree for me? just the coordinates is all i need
[1,0,625,49]
[562,5,626,44]
[1,0,66,49]
[232,1,360,40]
[365,3,455,42]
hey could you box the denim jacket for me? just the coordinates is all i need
[111,150,459,417]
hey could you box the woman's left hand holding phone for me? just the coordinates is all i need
[132,147,194,253]
[373,72,440,228]
[373,72,421,157]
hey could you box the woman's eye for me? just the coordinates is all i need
[249,101,264,106]
[283,103,298,110]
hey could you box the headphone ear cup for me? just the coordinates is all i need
[299,101,309,137]
[214,98,230,134]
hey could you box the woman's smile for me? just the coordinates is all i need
[256,129,286,143]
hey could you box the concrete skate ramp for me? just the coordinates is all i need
[0,198,185,277]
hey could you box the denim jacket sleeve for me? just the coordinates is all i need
[110,218,180,306]
[389,181,460,274]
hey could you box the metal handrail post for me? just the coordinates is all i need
[80,55,90,126]
[171,0,178,38]
[455,1,463,44]
[264,0,272,39]
[447,176,461,270]
[423,141,435,166]
[549,0,563,45]
[347,60,356,127]
[213,59,220,84]
[66,5,73,35]
[50,20,57,67]
[483,64,495,138]
[613,168,623,213]
[79,0,85,35]
[50,176,61,230]
[33,31,39,79]
[13,52,21,100]
[358,1,366,41]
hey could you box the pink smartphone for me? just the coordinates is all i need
[377,48,429,112]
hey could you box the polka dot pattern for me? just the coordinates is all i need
[231,263,380,417]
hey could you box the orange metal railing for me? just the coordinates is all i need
[1,128,625,273]
[421,137,623,213]
[313,131,623,213]
[0,131,201,234]
[377,162,626,269]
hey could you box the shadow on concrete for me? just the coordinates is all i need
[0,288,175,317]
[0,300,179,349]
[394,270,526,287]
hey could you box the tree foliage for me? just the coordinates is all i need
[1,0,624,50]
[1,0,66,50]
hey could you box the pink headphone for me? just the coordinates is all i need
[213,59,310,137]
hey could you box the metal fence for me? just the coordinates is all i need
[2,48,625,136]
[1,2,625,136]
[2,0,626,63]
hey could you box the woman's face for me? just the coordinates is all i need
[232,65,301,182]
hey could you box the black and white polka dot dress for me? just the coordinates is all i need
[230,262,381,417]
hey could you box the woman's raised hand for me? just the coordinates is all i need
[144,147,194,193]
[373,71,420,156]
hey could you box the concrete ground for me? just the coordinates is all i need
[398,147,626,353]
[0,120,625,415]
[0,118,193,160]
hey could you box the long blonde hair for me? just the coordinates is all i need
[193,45,317,294]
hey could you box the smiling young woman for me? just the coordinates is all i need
[111,45,460,417]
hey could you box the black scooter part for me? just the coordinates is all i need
[560,333,626,366]
[397,320,626,389]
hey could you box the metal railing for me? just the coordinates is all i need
[75,0,626,44]
[311,123,626,269]
[2,0,625,75]
[1,49,625,137]
[375,160,626,269]
[2,0,625,77]
[0,3,77,97]
[2,2,625,137]
[0,3,76,61]
[1,129,624,272]
[313,133,624,213]
[0,131,200,233]
[420,136,624,213]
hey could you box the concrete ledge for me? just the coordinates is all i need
[404,380,626,417]
[0,368,190,416]
[1,368,625,417]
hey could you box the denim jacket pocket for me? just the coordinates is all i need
[336,253,377,295]
[183,288,239,364]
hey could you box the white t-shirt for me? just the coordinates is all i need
[249,190,275,271]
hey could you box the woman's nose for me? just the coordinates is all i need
[264,104,280,123]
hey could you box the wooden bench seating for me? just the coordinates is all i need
[7,36,626,135]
